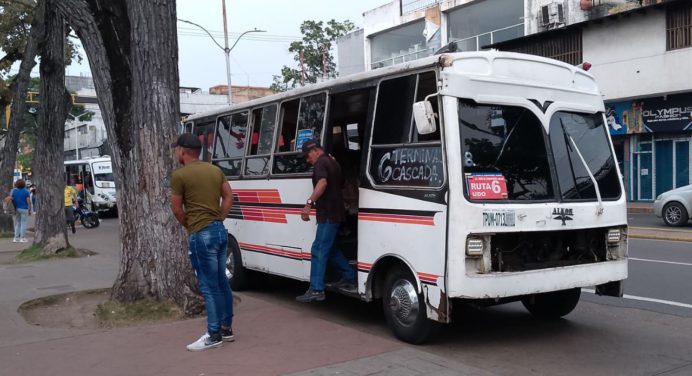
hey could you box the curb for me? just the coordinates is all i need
[628,233,692,242]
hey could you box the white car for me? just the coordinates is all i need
[654,184,692,227]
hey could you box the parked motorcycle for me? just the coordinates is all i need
[73,197,100,229]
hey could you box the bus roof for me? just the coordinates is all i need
[185,51,594,122]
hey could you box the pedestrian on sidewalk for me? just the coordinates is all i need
[64,184,78,234]
[296,139,356,303]
[29,184,37,214]
[171,133,235,352]
[4,179,32,243]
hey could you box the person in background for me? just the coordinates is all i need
[64,184,78,234]
[29,184,37,214]
[4,179,32,243]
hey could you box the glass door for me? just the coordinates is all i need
[634,142,653,200]
[675,140,690,188]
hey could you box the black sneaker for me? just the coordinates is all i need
[186,332,223,351]
[296,289,325,303]
[221,327,234,342]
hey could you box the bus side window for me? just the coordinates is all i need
[276,99,299,153]
[213,112,247,177]
[194,121,215,162]
[84,164,95,195]
[296,93,326,150]
[412,71,441,143]
[245,105,277,176]
[373,75,417,145]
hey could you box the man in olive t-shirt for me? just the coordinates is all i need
[170,133,234,352]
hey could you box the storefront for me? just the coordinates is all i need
[607,92,692,201]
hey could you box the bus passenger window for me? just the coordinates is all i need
[248,105,277,156]
[212,112,247,177]
[296,93,326,150]
[373,75,416,145]
[412,71,441,143]
[277,99,299,152]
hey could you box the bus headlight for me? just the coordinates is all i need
[606,227,627,260]
[466,237,485,256]
[607,228,621,244]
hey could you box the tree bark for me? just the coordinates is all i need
[33,0,72,254]
[54,0,201,314]
[0,0,45,232]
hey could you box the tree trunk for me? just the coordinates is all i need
[54,0,201,314]
[0,1,45,232]
[33,0,72,254]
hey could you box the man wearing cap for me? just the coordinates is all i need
[170,133,235,351]
[296,139,356,303]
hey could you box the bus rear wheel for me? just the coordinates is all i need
[382,267,437,344]
[521,288,581,319]
[226,239,250,291]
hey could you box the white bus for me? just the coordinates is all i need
[64,156,117,213]
[184,51,628,344]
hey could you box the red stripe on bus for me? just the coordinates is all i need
[239,242,310,260]
[358,214,434,226]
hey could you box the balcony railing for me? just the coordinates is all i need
[450,23,524,51]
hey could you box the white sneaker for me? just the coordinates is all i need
[12,238,19,243]
[19,238,28,243]
[186,333,222,351]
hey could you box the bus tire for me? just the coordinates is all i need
[227,238,250,291]
[382,267,438,344]
[521,288,581,319]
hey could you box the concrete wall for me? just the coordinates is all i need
[337,29,366,76]
[583,8,692,101]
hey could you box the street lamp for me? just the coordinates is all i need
[177,16,266,104]
[67,112,91,160]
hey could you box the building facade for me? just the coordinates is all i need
[492,0,692,202]
[337,0,525,73]
[63,77,229,160]
[339,0,691,202]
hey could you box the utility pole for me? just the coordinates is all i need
[322,44,327,80]
[222,0,233,104]
[300,49,305,86]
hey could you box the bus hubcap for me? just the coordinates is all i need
[226,253,234,280]
[389,279,419,326]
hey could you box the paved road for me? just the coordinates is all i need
[2,219,691,375]
[628,212,692,230]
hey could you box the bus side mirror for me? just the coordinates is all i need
[413,100,437,135]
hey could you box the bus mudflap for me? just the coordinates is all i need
[596,280,624,298]
[423,284,451,323]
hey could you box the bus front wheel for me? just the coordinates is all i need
[521,288,581,319]
[382,267,438,344]
[226,239,250,291]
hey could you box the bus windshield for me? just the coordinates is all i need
[459,100,554,201]
[549,112,621,201]
[92,161,115,187]
[459,100,620,202]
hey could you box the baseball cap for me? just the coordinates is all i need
[300,139,321,157]
[171,133,202,149]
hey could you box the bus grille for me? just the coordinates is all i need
[490,228,610,272]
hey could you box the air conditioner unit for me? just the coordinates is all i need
[540,2,565,28]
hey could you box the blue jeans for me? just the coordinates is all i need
[188,221,232,334]
[309,221,356,291]
[14,209,29,239]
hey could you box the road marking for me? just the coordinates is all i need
[583,289,692,309]
[629,257,692,267]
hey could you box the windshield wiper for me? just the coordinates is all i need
[562,119,604,215]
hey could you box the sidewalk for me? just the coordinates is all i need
[0,220,493,376]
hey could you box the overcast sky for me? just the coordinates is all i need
[62,0,387,91]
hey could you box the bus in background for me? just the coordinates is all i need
[64,156,117,214]
[184,51,628,344]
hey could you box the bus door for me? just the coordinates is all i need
[325,87,373,271]
[358,72,448,301]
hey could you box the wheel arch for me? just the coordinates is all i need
[366,254,421,301]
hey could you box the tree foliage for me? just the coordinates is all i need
[270,19,355,92]
[0,1,81,108]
